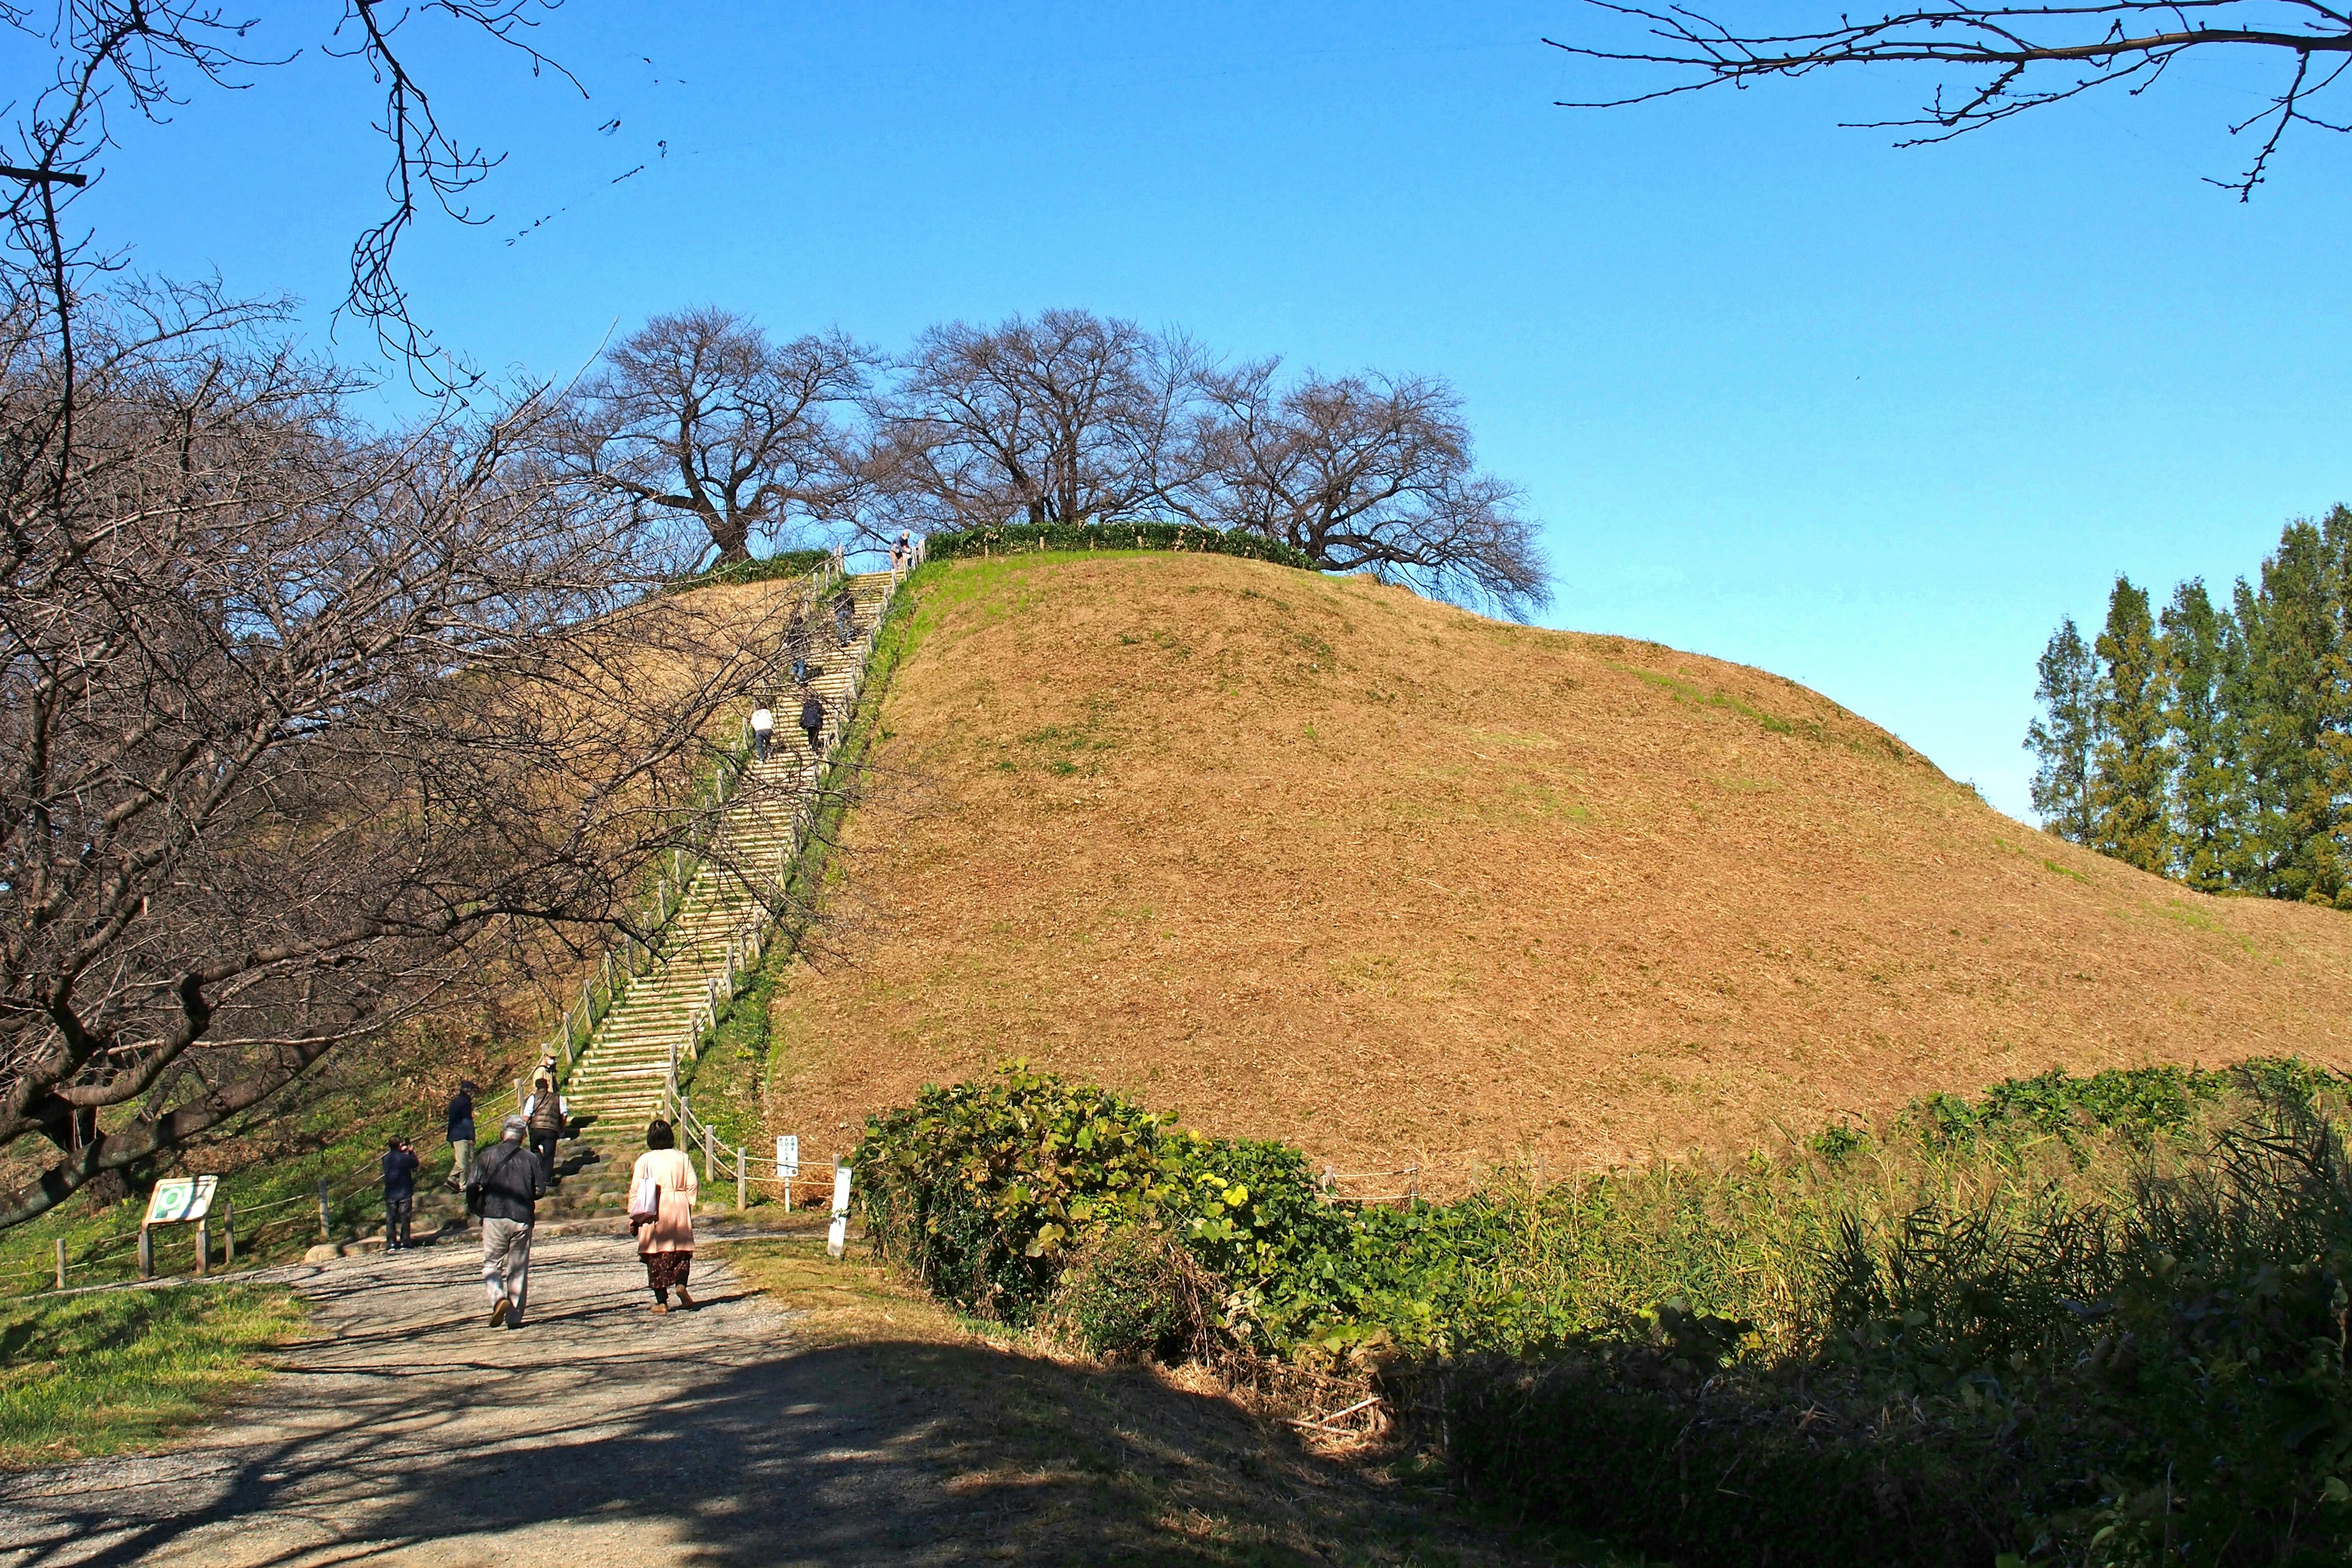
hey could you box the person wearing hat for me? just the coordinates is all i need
[467,1114,548,1328]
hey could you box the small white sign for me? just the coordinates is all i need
[143,1175,217,1226]
[826,1164,852,1260]
[775,1135,800,1181]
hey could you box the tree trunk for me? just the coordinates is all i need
[708,511,752,564]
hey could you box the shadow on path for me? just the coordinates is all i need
[0,1237,1515,1567]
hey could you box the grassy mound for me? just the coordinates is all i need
[766,550,2352,1182]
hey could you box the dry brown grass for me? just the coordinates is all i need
[763,550,2352,1189]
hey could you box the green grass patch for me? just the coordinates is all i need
[0,1284,305,1468]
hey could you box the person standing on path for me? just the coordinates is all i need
[467,1115,548,1327]
[522,1061,566,1172]
[798,688,825,761]
[380,1138,419,1251]
[750,702,774,762]
[629,1119,699,1313]
[445,1081,477,1191]
[833,582,856,645]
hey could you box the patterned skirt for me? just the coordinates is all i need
[644,1251,692,1292]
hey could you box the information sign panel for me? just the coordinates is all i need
[143,1175,217,1226]
[775,1135,800,1181]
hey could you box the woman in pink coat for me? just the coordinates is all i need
[630,1120,699,1312]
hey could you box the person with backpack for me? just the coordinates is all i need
[445,1080,477,1191]
[522,1063,567,1172]
[629,1118,699,1313]
[467,1114,548,1328]
[799,688,825,761]
[381,1137,419,1251]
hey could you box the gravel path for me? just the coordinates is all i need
[0,1232,989,1567]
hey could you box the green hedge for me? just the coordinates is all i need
[665,549,833,593]
[922,519,1317,571]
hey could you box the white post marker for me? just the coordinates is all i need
[826,1163,852,1259]
[776,1135,799,1210]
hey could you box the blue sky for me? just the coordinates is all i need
[34,2,2352,819]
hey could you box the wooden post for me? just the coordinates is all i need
[317,1178,332,1242]
[53,1237,65,1291]
[827,1164,852,1260]
[703,1120,714,1185]
[194,1218,208,1276]
[137,1225,153,1280]
[224,1201,235,1267]
[736,1147,746,1212]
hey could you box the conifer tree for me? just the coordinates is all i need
[2231,519,2343,902]
[2088,577,2171,873]
[2158,579,2244,892]
[2026,616,2100,844]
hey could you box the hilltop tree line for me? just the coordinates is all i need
[2026,507,2351,910]
[559,306,1550,619]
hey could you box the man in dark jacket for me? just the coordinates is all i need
[467,1115,548,1328]
[445,1080,477,1191]
[834,582,857,645]
[382,1138,420,1251]
[799,688,825,760]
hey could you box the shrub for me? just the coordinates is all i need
[922,519,1316,571]
[1042,1223,1213,1361]
[664,549,832,594]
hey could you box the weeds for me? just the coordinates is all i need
[854,1058,2352,1564]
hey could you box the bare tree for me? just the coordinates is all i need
[0,290,785,1229]
[875,309,1210,535]
[4,1,579,379]
[1548,4,2352,198]
[565,309,875,568]
[1187,364,1550,618]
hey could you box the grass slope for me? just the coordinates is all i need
[764,551,2352,1186]
[0,1284,304,1468]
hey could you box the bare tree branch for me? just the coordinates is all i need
[1547,2,2352,197]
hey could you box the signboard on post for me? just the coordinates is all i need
[143,1176,217,1227]
[775,1135,799,1180]
[826,1164,852,1260]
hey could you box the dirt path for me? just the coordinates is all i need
[0,1230,1575,1567]
[0,1232,999,1567]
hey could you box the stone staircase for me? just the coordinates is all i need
[562,570,900,1142]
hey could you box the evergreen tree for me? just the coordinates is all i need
[2231,518,2344,902]
[2158,578,2244,892]
[2088,576,2170,873]
[2313,504,2352,907]
[2026,615,2100,843]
